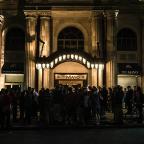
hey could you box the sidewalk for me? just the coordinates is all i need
[7,112,144,130]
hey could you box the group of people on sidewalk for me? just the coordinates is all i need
[0,84,143,129]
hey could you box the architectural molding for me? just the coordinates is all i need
[24,10,51,17]
[0,15,4,25]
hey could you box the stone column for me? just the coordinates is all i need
[25,16,37,88]
[39,16,51,89]
[106,10,118,87]
[92,11,103,58]
[0,15,4,70]
[141,17,144,93]
[98,68,103,87]
[0,15,4,89]
[96,12,103,58]
[91,68,97,86]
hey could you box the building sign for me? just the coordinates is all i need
[5,74,24,83]
[55,74,87,80]
[118,63,141,75]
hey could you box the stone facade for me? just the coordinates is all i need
[0,0,144,91]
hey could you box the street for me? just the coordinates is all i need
[0,128,144,144]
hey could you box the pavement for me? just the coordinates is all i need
[4,112,144,130]
[1,128,144,144]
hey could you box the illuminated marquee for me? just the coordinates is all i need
[36,53,104,70]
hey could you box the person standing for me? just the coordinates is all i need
[134,86,143,123]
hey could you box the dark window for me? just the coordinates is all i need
[5,28,25,51]
[58,27,84,50]
[117,28,137,51]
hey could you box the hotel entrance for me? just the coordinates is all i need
[54,73,88,87]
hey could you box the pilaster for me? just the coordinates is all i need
[106,10,119,87]
[0,15,4,89]
[25,16,37,88]
[92,11,103,58]
[141,17,144,92]
[39,16,51,89]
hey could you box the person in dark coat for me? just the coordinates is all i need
[134,86,143,123]
[112,86,124,124]
[125,86,133,114]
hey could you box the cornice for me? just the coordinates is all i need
[24,10,51,17]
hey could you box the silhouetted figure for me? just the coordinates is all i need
[125,86,133,114]
[113,86,124,124]
[134,86,143,123]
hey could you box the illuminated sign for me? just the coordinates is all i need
[121,71,139,75]
[118,63,141,75]
[55,74,87,80]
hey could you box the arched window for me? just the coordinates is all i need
[58,27,84,50]
[5,28,25,51]
[117,28,137,51]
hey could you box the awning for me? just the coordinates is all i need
[36,49,105,69]
[117,63,141,75]
[2,63,24,74]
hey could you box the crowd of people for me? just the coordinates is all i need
[0,84,143,129]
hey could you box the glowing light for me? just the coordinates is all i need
[99,64,104,70]
[79,56,82,61]
[75,55,78,60]
[46,63,49,68]
[63,55,66,60]
[59,56,62,62]
[50,61,54,68]
[83,58,86,64]
[95,64,98,69]
[71,54,74,59]
[87,61,90,68]
[67,54,70,59]
[42,63,45,69]
[55,58,58,64]
[36,63,42,69]
[91,64,94,69]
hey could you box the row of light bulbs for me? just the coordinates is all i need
[36,54,104,70]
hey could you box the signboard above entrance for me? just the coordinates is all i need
[55,74,87,80]
[117,63,141,75]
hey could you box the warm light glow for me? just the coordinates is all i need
[99,64,104,70]
[50,61,54,68]
[91,64,94,69]
[71,54,74,59]
[63,55,66,60]
[83,58,86,64]
[59,56,62,62]
[46,63,49,68]
[75,55,78,60]
[87,61,90,68]
[55,58,58,64]
[36,63,42,69]
[36,54,104,70]
[95,64,98,69]
[42,63,45,68]
[79,56,82,61]
[67,54,70,59]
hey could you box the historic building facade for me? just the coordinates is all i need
[0,0,144,91]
